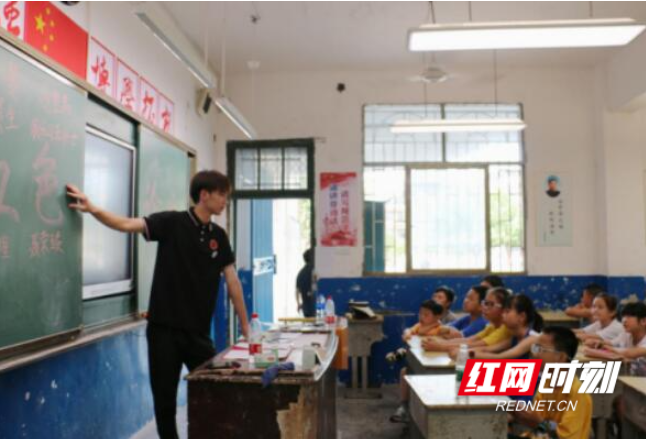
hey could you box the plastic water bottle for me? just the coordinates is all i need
[316,294,326,325]
[325,296,336,326]
[455,343,469,393]
[249,313,263,357]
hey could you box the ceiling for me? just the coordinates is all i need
[163,1,646,75]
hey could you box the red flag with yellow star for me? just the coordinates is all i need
[24,1,88,78]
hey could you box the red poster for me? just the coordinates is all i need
[0,1,26,39]
[157,92,174,134]
[24,1,88,79]
[320,172,358,247]
[87,37,116,98]
[139,77,158,125]
[116,59,139,112]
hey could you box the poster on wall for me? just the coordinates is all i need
[157,92,174,135]
[0,1,26,39]
[537,172,573,247]
[87,37,116,98]
[320,172,358,247]
[139,77,158,125]
[116,59,138,112]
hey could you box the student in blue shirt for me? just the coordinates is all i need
[441,286,488,339]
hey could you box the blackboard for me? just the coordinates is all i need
[137,127,190,313]
[0,42,85,349]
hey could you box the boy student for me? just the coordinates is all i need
[575,293,624,344]
[390,299,444,423]
[481,275,505,289]
[441,285,488,339]
[67,171,250,440]
[565,283,603,324]
[432,286,457,324]
[511,327,592,439]
[423,287,512,352]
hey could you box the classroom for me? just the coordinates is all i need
[1,1,646,439]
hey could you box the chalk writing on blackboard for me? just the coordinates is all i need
[29,230,63,258]
[30,119,79,144]
[0,160,20,223]
[0,235,9,259]
[142,160,161,214]
[0,97,19,133]
[33,143,63,226]
[39,91,72,116]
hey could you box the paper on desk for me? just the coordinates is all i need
[223,344,293,361]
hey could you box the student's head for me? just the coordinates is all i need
[463,286,487,315]
[190,170,231,214]
[481,275,504,289]
[620,302,646,334]
[303,248,313,265]
[582,283,604,308]
[503,294,544,333]
[432,286,455,312]
[591,293,618,324]
[419,299,444,326]
[532,326,578,363]
[481,287,510,322]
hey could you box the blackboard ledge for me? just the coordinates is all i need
[0,318,145,374]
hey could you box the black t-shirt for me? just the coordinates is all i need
[296,264,315,317]
[143,209,235,334]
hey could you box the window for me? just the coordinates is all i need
[82,127,135,299]
[363,104,525,274]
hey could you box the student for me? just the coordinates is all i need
[66,171,250,440]
[481,275,505,289]
[511,327,592,439]
[390,299,444,423]
[585,302,646,371]
[441,286,488,339]
[432,286,457,324]
[470,294,543,360]
[564,283,603,324]
[574,293,623,344]
[296,248,315,318]
[423,287,511,352]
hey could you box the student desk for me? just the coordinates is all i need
[406,344,455,375]
[618,376,646,438]
[405,374,510,439]
[540,310,580,329]
[186,330,338,439]
[345,314,384,398]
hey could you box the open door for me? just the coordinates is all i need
[251,199,274,323]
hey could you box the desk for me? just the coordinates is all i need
[345,315,384,398]
[406,374,509,438]
[619,376,646,438]
[406,345,454,375]
[187,330,338,438]
[540,310,580,329]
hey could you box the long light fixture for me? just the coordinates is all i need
[409,18,646,51]
[391,118,526,133]
[215,97,258,139]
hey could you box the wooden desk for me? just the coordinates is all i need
[406,345,455,375]
[187,330,338,438]
[406,374,510,439]
[345,315,384,398]
[540,310,580,329]
[619,376,646,438]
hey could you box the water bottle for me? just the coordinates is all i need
[325,296,336,326]
[249,313,263,357]
[316,294,326,325]
[455,343,469,392]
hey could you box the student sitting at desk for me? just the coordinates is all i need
[440,285,488,339]
[469,294,543,360]
[574,293,623,344]
[390,299,444,423]
[565,283,603,325]
[511,327,592,439]
[432,286,457,324]
[422,287,511,352]
[584,302,646,375]
[481,274,505,289]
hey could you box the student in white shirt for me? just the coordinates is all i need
[587,302,646,366]
[575,293,623,343]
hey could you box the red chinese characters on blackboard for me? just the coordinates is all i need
[29,230,63,258]
[32,143,63,226]
[0,160,19,223]
[0,235,9,259]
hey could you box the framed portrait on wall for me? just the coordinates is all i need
[538,172,573,246]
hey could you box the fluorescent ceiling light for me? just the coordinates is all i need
[391,118,526,133]
[215,97,258,139]
[409,19,646,51]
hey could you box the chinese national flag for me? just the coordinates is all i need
[24,1,88,78]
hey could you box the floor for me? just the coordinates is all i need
[132,384,406,439]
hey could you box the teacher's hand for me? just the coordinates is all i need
[66,184,97,214]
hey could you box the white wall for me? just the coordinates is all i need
[58,2,218,170]
[216,67,601,278]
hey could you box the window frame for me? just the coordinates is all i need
[362,103,528,276]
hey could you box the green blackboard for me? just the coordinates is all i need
[0,42,85,349]
[137,127,190,313]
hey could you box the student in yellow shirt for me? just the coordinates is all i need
[390,299,444,423]
[511,327,592,439]
[422,287,512,353]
